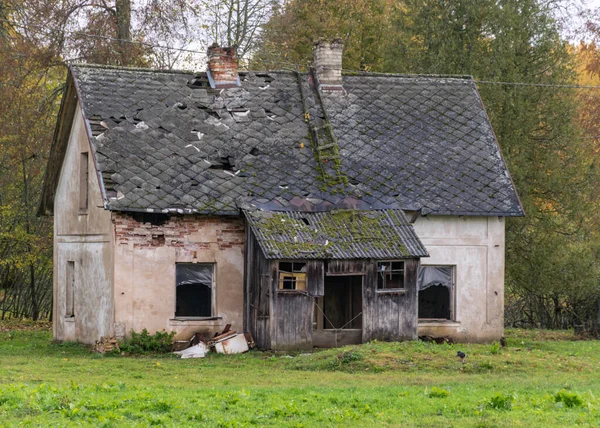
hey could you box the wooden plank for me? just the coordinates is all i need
[362,259,419,342]
[327,260,367,275]
[244,228,273,350]
[307,260,324,296]
[272,291,313,350]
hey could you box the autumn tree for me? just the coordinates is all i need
[252,0,396,70]
[0,1,58,319]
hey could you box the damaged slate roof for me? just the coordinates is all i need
[244,209,428,259]
[41,64,523,217]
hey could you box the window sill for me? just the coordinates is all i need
[78,209,88,216]
[64,316,75,323]
[169,317,223,327]
[376,288,406,295]
[418,319,460,327]
[277,289,308,295]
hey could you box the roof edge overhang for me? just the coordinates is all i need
[417,209,525,217]
[107,206,242,216]
[38,65,109,216]
[471,82,526,218]
[38,67,77,216]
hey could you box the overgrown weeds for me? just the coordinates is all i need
[482,393,515,410]
[554,390,585,408]
[117,329,176,355]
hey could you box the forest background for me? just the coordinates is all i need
[2,0,600,331]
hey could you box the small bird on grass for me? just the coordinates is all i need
[456,350,466,364]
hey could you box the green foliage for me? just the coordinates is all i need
[483,393,515,410]
[336,350,362,365]
[118,329,176,355]
[490,342,501,355]
[554,389,585,408]
[427,387,449,398]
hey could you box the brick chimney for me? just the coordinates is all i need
[313,38,344,91]
[206,44,240,89]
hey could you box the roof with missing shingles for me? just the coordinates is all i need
[45,63,523,217]
[244,209,428,259]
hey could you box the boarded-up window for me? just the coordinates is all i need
[79,152,89,211]
[175,264,214,317]
[418,266,453,319]
[377,261,404,289]
[66,261,75,317]
[278,262,307,291]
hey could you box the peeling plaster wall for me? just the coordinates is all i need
[53,104,114,343]
[410,214,505,342]
[113,213,245,340]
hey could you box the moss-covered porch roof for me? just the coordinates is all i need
[244,209,428,260]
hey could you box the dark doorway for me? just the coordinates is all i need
[313,275,363,347]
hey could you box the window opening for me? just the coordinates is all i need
[66,261,75,317]
[79,152,89,211]
[418,266,453,320]
[377,261,405,289]
[278,261,307,291]
[175,264,214,317]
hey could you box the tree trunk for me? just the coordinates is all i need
[115,0,132,64]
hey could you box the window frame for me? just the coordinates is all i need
[79,152,89,214]
[65,261,75,318]
[174,263,216,319]
[376,260,406,293]
[417,264,456,321]
[277,261,308,293]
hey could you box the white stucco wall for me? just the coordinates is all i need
[53,104,114,344]
[410,214,505,342]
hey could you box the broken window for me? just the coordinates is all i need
[175,264,214,317]
[79,152,89,211]
[65,261,75,317]
[418,266,454,320]
[377,261,405,290]
[278,261,307,291]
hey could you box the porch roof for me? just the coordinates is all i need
[244,209,428,260]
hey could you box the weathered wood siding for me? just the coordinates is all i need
[307,260,324,296]
[245,238,420,349]
[327,260,367,275]
[363,259,419,342]
[270,260,324,350]
[244,229,272,349]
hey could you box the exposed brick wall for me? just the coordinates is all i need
[207,44,238,87]
[113,213,245,250]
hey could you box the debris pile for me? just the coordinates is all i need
[93,336,120,353]
[172,325,255,358]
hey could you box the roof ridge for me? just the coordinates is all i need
[69,62,300,76]
[69,62,199,75]
[68,63,470,81]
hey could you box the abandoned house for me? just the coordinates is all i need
[39,40,524,349]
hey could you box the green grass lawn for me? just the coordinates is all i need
[0,323,599,427]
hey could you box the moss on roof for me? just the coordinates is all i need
[244,209,428,260]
